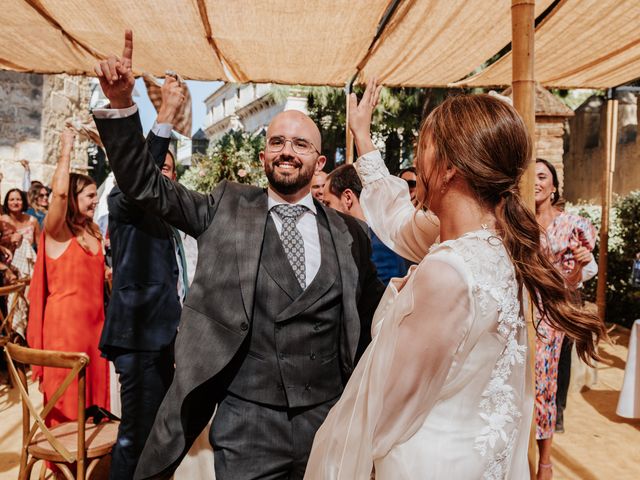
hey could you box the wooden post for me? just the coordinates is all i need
[511,0,536,475]
[596,94,618,323]
[345,81,355,164]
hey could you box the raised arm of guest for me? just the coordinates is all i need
[348,79,439,263]
[20,160,31,192]
[44,130,75,240]
[92,30,217,238]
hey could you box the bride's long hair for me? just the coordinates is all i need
[415,94,606,363]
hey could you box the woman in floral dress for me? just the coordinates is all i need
[534,158,597,479]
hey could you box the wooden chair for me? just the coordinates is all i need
[4,343,119,480]
[0,281,27,346]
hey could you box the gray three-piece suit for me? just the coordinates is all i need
[94,111,384,480]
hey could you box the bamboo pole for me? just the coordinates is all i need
[345,81,354,164]
[596,94,618,323]
[510,0,536,476]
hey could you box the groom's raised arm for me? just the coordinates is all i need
[93,30,222,238]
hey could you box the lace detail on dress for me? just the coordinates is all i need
[354,150,390,185]
[432,230,526,479]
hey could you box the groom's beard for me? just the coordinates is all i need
[265,155,316,196]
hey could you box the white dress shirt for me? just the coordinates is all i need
[268,188,321,287]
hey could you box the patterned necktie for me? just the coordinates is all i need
[273,204,308,289]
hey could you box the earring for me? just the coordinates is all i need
[440,177,449,193]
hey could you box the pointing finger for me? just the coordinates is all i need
[122,30,133,68]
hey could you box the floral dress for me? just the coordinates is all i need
[535,212,597,439]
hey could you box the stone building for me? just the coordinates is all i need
[563,92,639,203]
[0,72,92,193]
[502,84,575,191]
[204,83,308,142]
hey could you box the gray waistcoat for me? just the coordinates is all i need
[227,210,344,408]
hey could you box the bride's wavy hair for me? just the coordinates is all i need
[416,94,606,363]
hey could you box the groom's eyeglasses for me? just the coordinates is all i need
[405,179,417,188]
[266,136,320,156]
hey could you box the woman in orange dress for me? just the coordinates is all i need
[27,129,109,426]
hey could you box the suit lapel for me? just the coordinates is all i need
[321,204,360,363]
[261,217,303,300]
[236,192,269,321]
[276,212,338,322]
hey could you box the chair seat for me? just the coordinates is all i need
[28,420,119,462]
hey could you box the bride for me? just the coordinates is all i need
[304,81,606,479]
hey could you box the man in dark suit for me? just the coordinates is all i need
[101,133,187,479]
[93,31,384,480]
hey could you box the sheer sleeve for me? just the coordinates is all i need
[304,250,473,480]
[371,256,473,456]
[354,150,439,263]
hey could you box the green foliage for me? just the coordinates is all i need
[267,85,450,172]
[567,191,640,327]
[180,130,267,193]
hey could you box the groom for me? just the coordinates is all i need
[93,31,384,480]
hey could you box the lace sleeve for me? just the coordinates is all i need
[355,150,439,262]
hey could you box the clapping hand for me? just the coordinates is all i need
[157,75,186,125]
[571,246,592,266]
[348,77,382,156]
[60,128,76,156]
[94,30,135,109]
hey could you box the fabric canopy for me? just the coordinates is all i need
[459,0,640,88]
[358,0,554,87]
[1,0,638,88]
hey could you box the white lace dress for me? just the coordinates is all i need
[304,150,533,480]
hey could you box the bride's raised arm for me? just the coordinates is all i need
[349,79,439,262]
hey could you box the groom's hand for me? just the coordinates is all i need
[94,30,135,109]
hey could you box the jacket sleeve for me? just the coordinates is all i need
[355,224,386,360]
[94,111,222,238]
[106,130,172,223]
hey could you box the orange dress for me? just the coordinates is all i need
[27,235,110,426]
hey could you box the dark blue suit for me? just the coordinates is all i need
[100,131,182,480]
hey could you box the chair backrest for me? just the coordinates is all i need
[4,343,89,464]
[0,282,27,340]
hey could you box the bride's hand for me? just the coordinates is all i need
[348,77,382,156]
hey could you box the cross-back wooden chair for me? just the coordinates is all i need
[4,343,119,480]
[0,281,27,346]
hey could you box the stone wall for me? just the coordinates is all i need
[0,72,44,192]
[40,74,93,180]
[563,93,640,203]
[0,72,92,193]
[535,118,568,190]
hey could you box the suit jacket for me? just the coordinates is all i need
[94,112,384,480]
[100,132,182,358]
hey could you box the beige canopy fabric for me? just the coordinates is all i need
[2,0,227,79]
[1,0,638,88]
[458,0,640,89]
[358,0,554,87]
[206,0,391,85]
